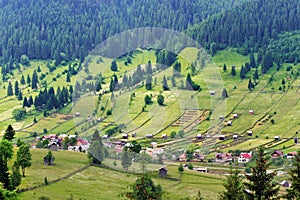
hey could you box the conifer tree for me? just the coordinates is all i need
[285,151,300,199]
[219,166,245,200]
[14,81,19,96]
[20,75,26,85]
[7,82,13,96]
[244,146,279,200]
[162,75,169,91]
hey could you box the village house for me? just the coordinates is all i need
[215,153,233,163]
[271,150,283,158]
[238,152,252,163]
[280,180,290,188]
[249,110,254,115]
[285,151,297,159]
[233,113,239,119]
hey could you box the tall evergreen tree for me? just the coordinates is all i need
[244,146,279,200]
[23,97,29,108]
[14,81,19,96]
[162,75,169,91]
[240,65,246,79]
[31,70,38,89]
[145,75,152,90]
[223,63,227,72]
[110,60,118,71]
[26,74,31,86]
[17,90,23,101]
[9,161,22,190]
[222,88,229,99]
[248,79,254,91]
[7,82,13,96]
[186,73,193,90]
[285,151,300,199]
[231,66,236,76]
[146,60,152,75]
[3,125,15,141]
[20,75,26,85]
[219,166,245,200]
[250,53,256,68]
[66,73,71,82]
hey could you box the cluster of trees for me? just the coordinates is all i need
[0,0,245,64]
[0,125,32,198]
[30,86,72,112]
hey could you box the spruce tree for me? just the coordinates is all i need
[186,73,193,90]
[222,88,229,99]
[14,81,19,96]
[66,73,71,82]
[17,90,23,101]
[26,74,31,86]
[145,75,152,90]
[219,166,245,200]
[162,75,169,91]
[231,66,236,76]
[23,97,29,108]
[20,75,26,85]
[31,70,38,89]
[223,63,227,72]
[7,82,13,96]
[110,60,118,71]
[250,53,256,68]
[9,161,22,190]
[3,125,15,141]
[285,151,300,199]
[244,146,279,200]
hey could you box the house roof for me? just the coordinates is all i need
[272,150,283,156]
[240,153,252,159]
[287,151,297,156]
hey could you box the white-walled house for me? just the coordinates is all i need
[238,152,252,163]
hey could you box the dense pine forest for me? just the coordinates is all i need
[187,0,300,62]
[0,0,246,64]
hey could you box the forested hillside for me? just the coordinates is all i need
[187,0,300,57]
[0,0,246,64]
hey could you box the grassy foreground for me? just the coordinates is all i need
[18,150,225,200]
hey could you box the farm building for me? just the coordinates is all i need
[132,132,137,137]
[247,130,253,136]
[227,121,232,126]
[233,113,238,118]
[122,134,128,139]
[249,110,254,115]
[215,153,232,163]
[294,137,298,144]
[145,134,153,138]
[209,91,215,95]
[196,168,208,173]
[162,134,167,139]
[280,180,290,188]
[159,167,168,178]
[274,136,280,141]
[271,150,283,158]
[285,152,297,159]
[219,135,226,140]
[219,115,224,119]
[238,152,252,163]
[233,135,238,140]
[196,134,202,140]
[48,142,58,151]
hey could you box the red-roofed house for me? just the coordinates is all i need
[238,152,252,163]
[271,150,283,158]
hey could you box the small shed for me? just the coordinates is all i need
[209,91,215,96]
[196,134,202,140]
[196,168,208,173]
[145,134,153,138]
[247,130,253,136]
[102,135,109,140]
[227,121,232,126]
[75,112,80,117]
[274,136,280,141]
[233,135,238,140]
[122,134,128,139]
[132,132,137,138]
[97,118,103,122]
[219,135,226,140]
[48,142,58,151]
[159,167,167,178]
[162,134,167,139]
[219,115,224,120]
[249,110,254,115]
[233,114,238,119]
[280,180,290,188]
[294,138,298,144]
